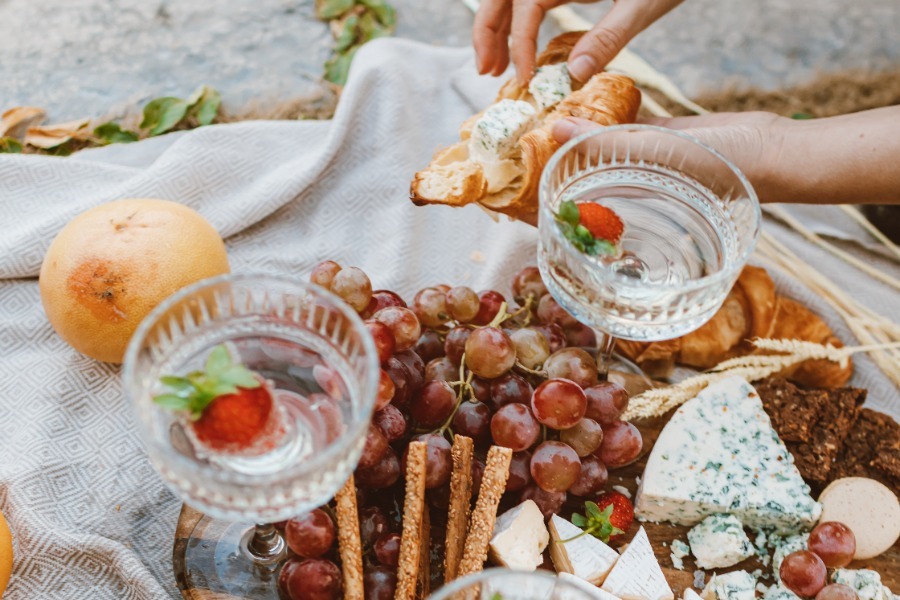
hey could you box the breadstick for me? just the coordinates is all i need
[444,435,474,582]
[457,446,512,578]
[417,501,432,598]
[334,475,364,600]
[394,441,427,600]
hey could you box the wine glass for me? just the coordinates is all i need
[537,124,760,378]
[429,568,600,599]
[123,273,379,598]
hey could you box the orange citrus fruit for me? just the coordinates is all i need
[39,199,230,363]
[0,510,11,598]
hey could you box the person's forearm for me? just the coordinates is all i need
[758,106,900,205]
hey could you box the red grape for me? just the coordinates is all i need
[284,558,342,600]
[359,506,390,547]
[364,566,397,600]
[444,326,472,367]
[374,307,421,352]
[568,454,608,497]
[544,348,598,389]
[384,357,412,408]
[360,290,406,319]
[279,558,302,597]
[560,418,604,457]
[809,522,856,568]
[531,378,587,430]
[520,485,566,519]
[446,286,480,323]
[511,266,548,304]
[532,323,567,353]
[359,425,389,469]
[375,370,395,410]
[414,330,445,364]
[374,532,401,567]
[489,373,533,410]
[465,327,516,379]
[452,401,492,444]
[780,551,827,597]
[816,584,859,600]
[372,404,407,442]
[355,446,400,489]
[406,433,452,489]
[412,287,450,328]
[471,377,492,403]
[394,350,425,392]
[506,451,533,492]
[285,509,336,558]
[310,260,341,290]
[565,323,597,348]
[491,403,541,451]
[596,420,643,468]
[536,294,579,328]
[584,383,630,425]
[530,441,581,493]
[410,380,457,427]
[425,357,458,383]
[471,290,505,326]
[510,328,550,370]
[331,266,372,312]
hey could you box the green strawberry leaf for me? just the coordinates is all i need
[159,376,194,393]
[205,345,232,376]
[571,501,625,543]
[0,137,24,153]
[219,365,261,389]
[585,501,602,519]
[93,122,139,144]
[141,97,190,136]
[153,393,192,411]
[571,513,588,528]
[558,200,580,226]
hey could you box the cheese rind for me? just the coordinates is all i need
[634,377,821,533]
[488,499,549,571]
[549,515,620,585]
[528,63,572,110]
[687,514,754,569]
[559,572,623,600]
[700,571,757,600]
[601,527,674,600]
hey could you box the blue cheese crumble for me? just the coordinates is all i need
[771,533,808,581]
[764,584,802,600]
[832,569,889,600]
[688,514,755,569]
[670,539,691,570]
[528,63,572,111]
[701,571,757,600]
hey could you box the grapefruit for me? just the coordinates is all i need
[0,510,11,598]
[39,199,230,363]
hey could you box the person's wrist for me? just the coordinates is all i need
[751,115,795,203]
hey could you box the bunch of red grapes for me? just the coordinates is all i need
[780,522,859,600]
[277,260,644,600]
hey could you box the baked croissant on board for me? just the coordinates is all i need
[616,266,853,389]
[409,32,642,223]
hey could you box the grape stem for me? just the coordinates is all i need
[486,302,509,328]
[437,356,474,436]
[513,360,547,379]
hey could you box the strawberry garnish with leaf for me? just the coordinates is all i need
[154,345,284,455]
[556,200,623,257]
[570,490,634,543]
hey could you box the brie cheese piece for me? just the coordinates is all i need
[601,527,674,600]
[489,499,549,571]
[832,569,888,600]
[683,589,704,600]
[549,514,620,584]
[687,514,754,569]
[559,572,623,600]
[468,99,536,163]
[700,571,757,600]
[528,63,572,111]
[634,377,822,533]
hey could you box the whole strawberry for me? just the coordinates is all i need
[555,200,623,257]
[154,345,284,456]
[577,202,624,244]
[594,490,634,541]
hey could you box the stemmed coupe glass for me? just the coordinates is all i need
[123,274,379,598]
[537,124,761,378]
[429,568,600,600]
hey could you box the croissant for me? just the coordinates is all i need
[616,265,853,389]
[410,32,642,223]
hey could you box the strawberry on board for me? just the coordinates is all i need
[555,200,624,257]
[571,490,635,543]
[154,345,285,456]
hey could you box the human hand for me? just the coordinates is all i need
[473,0,685,83]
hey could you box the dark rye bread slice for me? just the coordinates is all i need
[830,408,900,490]
[756,377,827,443]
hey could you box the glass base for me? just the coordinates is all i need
[183,516,287,598]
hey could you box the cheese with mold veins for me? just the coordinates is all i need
[687,514,754,569]
[701,571,757,600]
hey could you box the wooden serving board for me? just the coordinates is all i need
[174,415,900,599]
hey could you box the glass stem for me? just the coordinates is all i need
[246,523,287,565]
[596,332,616,381]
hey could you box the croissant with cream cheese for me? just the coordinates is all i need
[410,32,642,223]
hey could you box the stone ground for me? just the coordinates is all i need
[0,0,898,121]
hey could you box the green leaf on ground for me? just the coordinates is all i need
[316,0,354,20]
[141,97,190,136]
[94,122,139,144]
[334,14,360,53]
[0,137,23,153]
[358,10,391,42]
[325,47,358,86]
[188,86,221,126]
[359,0,396,27]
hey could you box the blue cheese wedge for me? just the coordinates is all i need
[468,99,536,163]
[764,584,802,600]
[634,377,821,533]
[687,514,755,569]
[549,515,621,584]
[670,539,690,571]
[832,569,888,600]
[601,527,674,600]
[771,533,808,581]
[701,571,757,600]
[528,63,572,111]
[489,499,549,570]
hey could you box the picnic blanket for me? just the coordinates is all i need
[0,38,897,599]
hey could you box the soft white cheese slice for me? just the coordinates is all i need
[700,571,757,600]
[687,514,754,569]
[634,377,821,533]
[528,63,572,111]
[601,527,674,600]
[559,572,623,600]
[683,589,703,600]
[468,99,536,163]
[549,514,620,585]
[489,499,549,571]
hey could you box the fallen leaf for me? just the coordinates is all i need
[25,119,91,149]
[324,47,357,86]
[316,0,354,20]
[93,122,139,144]
[141,97,189,136]
[359,0,396,28]
[0,137,23,153]
[189,87,221,126]
[0,107,47,140]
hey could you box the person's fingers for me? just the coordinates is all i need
[491,10,513,76]
[568,0,684,81]
[510,0,563,83]
[551,117,599,143]
[474,0,513,75]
